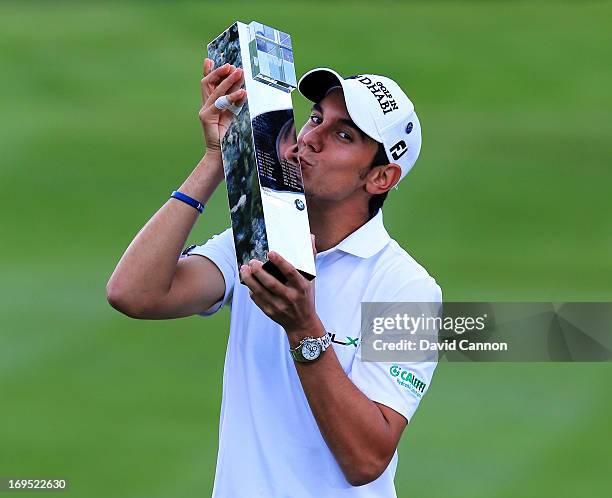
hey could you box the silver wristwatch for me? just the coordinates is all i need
[290,332,332,363]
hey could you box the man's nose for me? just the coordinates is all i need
[301,126,323,153]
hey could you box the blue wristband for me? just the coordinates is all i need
[170,191,205,214]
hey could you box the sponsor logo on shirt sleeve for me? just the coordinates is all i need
[389,365,427,399]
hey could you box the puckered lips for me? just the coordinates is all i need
[298,153,314,169]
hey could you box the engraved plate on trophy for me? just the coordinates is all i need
[208,21,315,282]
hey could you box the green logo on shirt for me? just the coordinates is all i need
[330,333,359,347]
[389,365,426,396]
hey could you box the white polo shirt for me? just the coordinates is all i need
[185,210,442,497]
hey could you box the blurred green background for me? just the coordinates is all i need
[1,1,611,497]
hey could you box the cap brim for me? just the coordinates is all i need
[298,67,383,145]
[297,68,344,103]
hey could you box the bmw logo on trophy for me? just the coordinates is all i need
[208,21,316,283]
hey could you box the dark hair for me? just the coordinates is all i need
[367,142,390,219]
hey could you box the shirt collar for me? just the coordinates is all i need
[318,210,391,259]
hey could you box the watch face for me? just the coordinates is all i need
[301,340,321,361]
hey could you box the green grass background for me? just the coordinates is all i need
[1,1,611,496]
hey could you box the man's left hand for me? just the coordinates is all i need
[239,238,321,337]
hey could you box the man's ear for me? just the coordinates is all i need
[365,163,402,195]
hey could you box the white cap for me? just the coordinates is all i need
[298,68,422,182]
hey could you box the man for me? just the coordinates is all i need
[107,59,441,497]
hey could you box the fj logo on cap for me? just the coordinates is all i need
[352,75,399,115]
[390,140,408,160]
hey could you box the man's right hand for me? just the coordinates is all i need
[199,58,247,156]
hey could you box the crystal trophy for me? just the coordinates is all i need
[208,21,315,282]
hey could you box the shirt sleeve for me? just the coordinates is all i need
[349,276,442,423]
[180,227,237,316]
